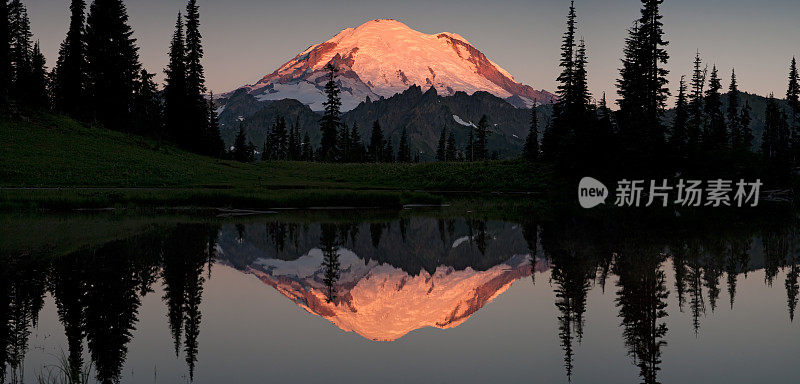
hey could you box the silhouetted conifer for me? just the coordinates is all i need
[53,0,87,116]
[319,62,341,161]
[368,120,384,162]
[397,127,411,162]
[525,106,539,161]
[436,128,447,161]
[85,0,141,130]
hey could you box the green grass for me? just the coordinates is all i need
[0,113,552,209]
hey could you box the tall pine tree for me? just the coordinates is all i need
[53,0,86,116]
[543,1,577,161]
[131,69,162,136]
[27,41,48,108]
[184,0,215,154]
[525,106,539,161]
[368,120,384,162]
[164,13,188,143]
[475,115,489,160]
[319,62,341,161]
[85,0,141,130]
[446,132,456,161]
[616,0,670,170]
[670,76,688,156]
[0,0,9,103]
[727,69,741,150]
[8,0,32,100]
[703,65,727,150]
[436,128,447,161]
[397,127,411,163]
[686,51,706,156]
[738,100,753,153]
[787,57,800,163]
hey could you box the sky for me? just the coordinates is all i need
[23,0,800,102]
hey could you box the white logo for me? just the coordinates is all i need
[579,177,608,209]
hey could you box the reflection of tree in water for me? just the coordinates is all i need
[725,237,751,310]
[82,239,147,384]
[0,224,220,384]
[541,222,596,382]
[685,241,705,336]
[522,220,538,285]
[702,240,725,313]
[49,253,89,382]
[320,224,341,303]
[787,254,799,321]
[614,248,669,384]
[1,253,48,384]
[369,222,385,248]
[0,254,8,383]
[161,224,219,381]
[763,229,789,286]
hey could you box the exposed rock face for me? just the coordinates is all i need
[232,19,554,111]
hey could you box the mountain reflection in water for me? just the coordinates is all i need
[1,212,798,383]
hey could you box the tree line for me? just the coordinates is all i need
[0,0,224,157]
[529,0,800,185]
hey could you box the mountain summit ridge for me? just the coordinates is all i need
[235,19,554,110]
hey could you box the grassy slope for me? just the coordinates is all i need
[1,113,551,209]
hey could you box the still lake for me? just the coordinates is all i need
[1,208,798,383]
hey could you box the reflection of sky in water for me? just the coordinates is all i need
[10,218,800,384]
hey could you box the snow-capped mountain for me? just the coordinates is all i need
[234,19,554,111]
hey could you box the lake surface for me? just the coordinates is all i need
[1,208,798,383]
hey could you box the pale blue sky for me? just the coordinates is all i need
[24,0,800,102]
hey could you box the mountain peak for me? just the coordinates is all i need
[236,20,554,111]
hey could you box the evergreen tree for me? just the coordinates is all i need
[383,139,394,163]
[738,100,753,153]
[270,115,288,160]
[687,52,706,154]
[368,120,384,162]
[350,122,364,162]
[762,94,790,162]
[397,127,411,162]
[261,140,269,161]
[543,1,577,161]
[85,0,141,130]
[286,120,297,160]
[475,115,489,160]
[727,69,741,149]
[465,127,475,161]
[318,62,341,161]
[788,57,800,163]
[0,0,9,103]
[8,0,32,98]
[436,128,447,161]
[302,132,313,161]
[27,41,48,108]
[232,125,253,162]
[53,0,86,116]
[131,69,162,136]
[446,132,456,161]
[337,122,351,162]
[164,13,187,143]
[183,0,214,154]
[616,0,670,169]
[184,0,205,99]
[788,57,800,118]
[703,65,727,149]
[670,76,688,156]
[524,105,539,161]
[204,91,223,156]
